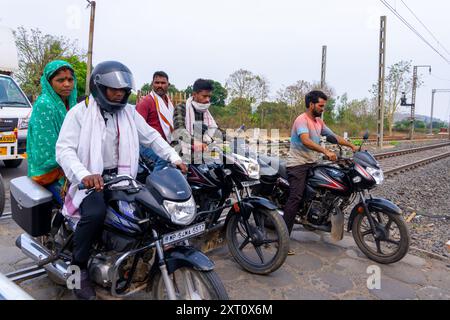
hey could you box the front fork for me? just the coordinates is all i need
[358,192,379,237]
[232,183,255,239]
[152,230,177,300]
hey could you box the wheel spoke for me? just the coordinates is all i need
[262,238,279,245]
[253,245,265,264]
[239,237,251,250]
[385,239,400,246]
[375,240,383,254]
[385,219,393,232]
[361,230,373,237]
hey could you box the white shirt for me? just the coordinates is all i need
[56,103,182,184]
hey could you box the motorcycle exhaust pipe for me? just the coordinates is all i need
[16,234,69,285]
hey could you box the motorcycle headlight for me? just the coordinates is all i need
[243,161,260,180]
[163,197,197,226]
[18,118,29,130]
[366,167,384,185]
[232,153,260,180]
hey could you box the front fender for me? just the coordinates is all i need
[164,246,215,274]
[347,197,402,232]
[225,196,278,222]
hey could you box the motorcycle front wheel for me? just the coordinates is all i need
[352,210,410,264]
[226,208,289,275]
[151,268,229,300]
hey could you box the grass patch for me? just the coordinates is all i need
[389,141,400,146]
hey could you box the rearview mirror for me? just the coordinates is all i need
[363,131,369,141]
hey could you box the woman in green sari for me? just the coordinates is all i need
[27,60,78,204]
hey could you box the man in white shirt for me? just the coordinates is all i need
[56,61,186,300]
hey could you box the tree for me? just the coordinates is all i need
[255,101,290,130]
[335,94,376,136]
[277,80,311,125]
[13,26,85,97]
[371,60,422,136]
[211,81,228,106]
[141,83,151,92]
[64,55,87,98]
[225,69,270,119]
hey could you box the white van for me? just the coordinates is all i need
[0,26,31,169]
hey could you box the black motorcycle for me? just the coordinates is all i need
[253,133,410,264]
[10,166,229,300]
[178,128,290,275]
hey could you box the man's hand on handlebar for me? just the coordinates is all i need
[324,150,338,161]
[174,161,188,174]
[81,174,104,192]
[193,142,208,152]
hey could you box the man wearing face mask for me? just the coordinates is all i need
[283,90,358,255]
[173,79,218,163]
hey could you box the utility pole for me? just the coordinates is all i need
[376,16,387,148]
[85,0,96,96]
[430,89,436,135]
[409,65,431,140]
[321,45,327,120]
[429,89,450,135]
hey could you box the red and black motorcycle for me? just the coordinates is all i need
[252,133,410,264]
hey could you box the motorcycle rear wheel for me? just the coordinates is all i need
[352,210,410,264]
[226,208,289,275]
[151,268,229,300]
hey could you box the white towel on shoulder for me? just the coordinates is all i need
[62,97,139,226]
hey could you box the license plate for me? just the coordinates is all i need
[241,180,260,187]
[0,147,6,156]
[162,223,206,245]
[0,134,16,143]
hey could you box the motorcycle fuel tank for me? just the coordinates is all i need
[307,166,350,195]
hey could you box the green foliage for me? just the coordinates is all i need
[13,26,85,97]
[332,94,376,136]
[389,141,400,146]
[255,101,291,130]
[141,83,151,92]
[128,92,137,105]
[350,139,363,146]
[210,97,252,129]
[211,81,228,106]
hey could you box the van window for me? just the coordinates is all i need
[0,77,30,108]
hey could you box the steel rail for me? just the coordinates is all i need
[384,152,450,177]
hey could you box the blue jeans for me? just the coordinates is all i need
[46,180,64,206]
[140,145,169,172]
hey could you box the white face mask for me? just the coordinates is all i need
[192,100,211,113]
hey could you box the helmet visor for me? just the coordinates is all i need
[94,71,136,91]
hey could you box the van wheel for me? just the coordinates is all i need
[0,173,5,216]
[3,159,23,168]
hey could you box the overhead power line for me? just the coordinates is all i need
[400,0,450,56]
[379,0,450,64]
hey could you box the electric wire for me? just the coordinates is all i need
[379,0,450,64]
[400,0,450,56]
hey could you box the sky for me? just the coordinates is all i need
[1,0,450,122]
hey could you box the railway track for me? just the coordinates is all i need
[383,151,450,177]
[374,142,450,160]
